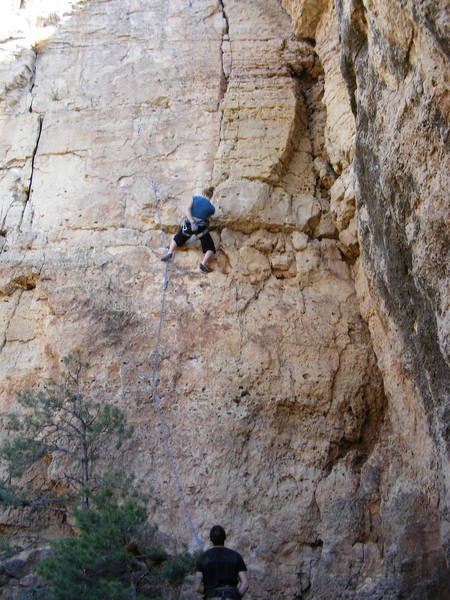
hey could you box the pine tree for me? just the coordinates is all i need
[37,474,158,600]
[0,352,133,508]
[0,354,197,599]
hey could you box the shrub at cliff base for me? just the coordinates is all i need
[34,476,197,600]
[0,354,197,600]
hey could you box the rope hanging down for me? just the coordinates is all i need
[141,181,203,550]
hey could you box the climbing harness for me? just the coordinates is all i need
[181,216,209,238]
[182,217,193,235]
[141,181,203,550]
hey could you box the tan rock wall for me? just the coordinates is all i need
[0,1,448,599]
[342,0,449,583]
[284,0,449,597]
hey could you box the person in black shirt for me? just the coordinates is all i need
[195,525,249,599]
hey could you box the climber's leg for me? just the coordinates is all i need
[161,228,190,262]
[199,233,216,272]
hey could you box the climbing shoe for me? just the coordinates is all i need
[199,263,212,273]
[161,252,173,262]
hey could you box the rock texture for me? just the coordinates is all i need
[283,0,450,598]
[343,0,450,596]
[0,1,448,599]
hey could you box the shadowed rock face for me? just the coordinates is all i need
[283,0,449,598]
[0,1,448,599]
[339,0,449,596]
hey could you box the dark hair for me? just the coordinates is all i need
[210,525,226,545]
[202,186,214,199]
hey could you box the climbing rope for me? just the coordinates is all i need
[141,181,203,550]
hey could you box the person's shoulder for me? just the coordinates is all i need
[224,547,243,558]
[196,548,210,569]
[226,547,247,568]
[201,547,221,560]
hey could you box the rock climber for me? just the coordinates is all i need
[161,186,216,272]
[195,525,249,599]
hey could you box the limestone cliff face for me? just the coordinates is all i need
[282,0,450,598]
[0,1,448,599]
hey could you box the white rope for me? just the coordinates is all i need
[141,181,203,550]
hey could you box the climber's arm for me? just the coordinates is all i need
[186,197,194,222]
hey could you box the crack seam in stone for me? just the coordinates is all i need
[19,115,44,231]
[39,150,87,158]
[216,0,231,167]
[28,48,38,113]
[0,289,25,354]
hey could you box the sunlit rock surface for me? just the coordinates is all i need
[0,1,448,598]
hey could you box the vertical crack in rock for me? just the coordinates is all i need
[19,115,44,231]
[28,48,38,113]
[0,231,6,256]
[271,76,305,184]
[218,0,230,101]
[336,0,368,117]
[0,206,11,242]
[0,289,24,354]
[272,46,329,235]
[405,27,415,72]
[217,0,230,154]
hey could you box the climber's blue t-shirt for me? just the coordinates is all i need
[192,196,215,221]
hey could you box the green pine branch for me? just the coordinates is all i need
[0,353,134,508]
[0,353,197,599]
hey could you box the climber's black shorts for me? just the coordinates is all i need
[173,227,216,254]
